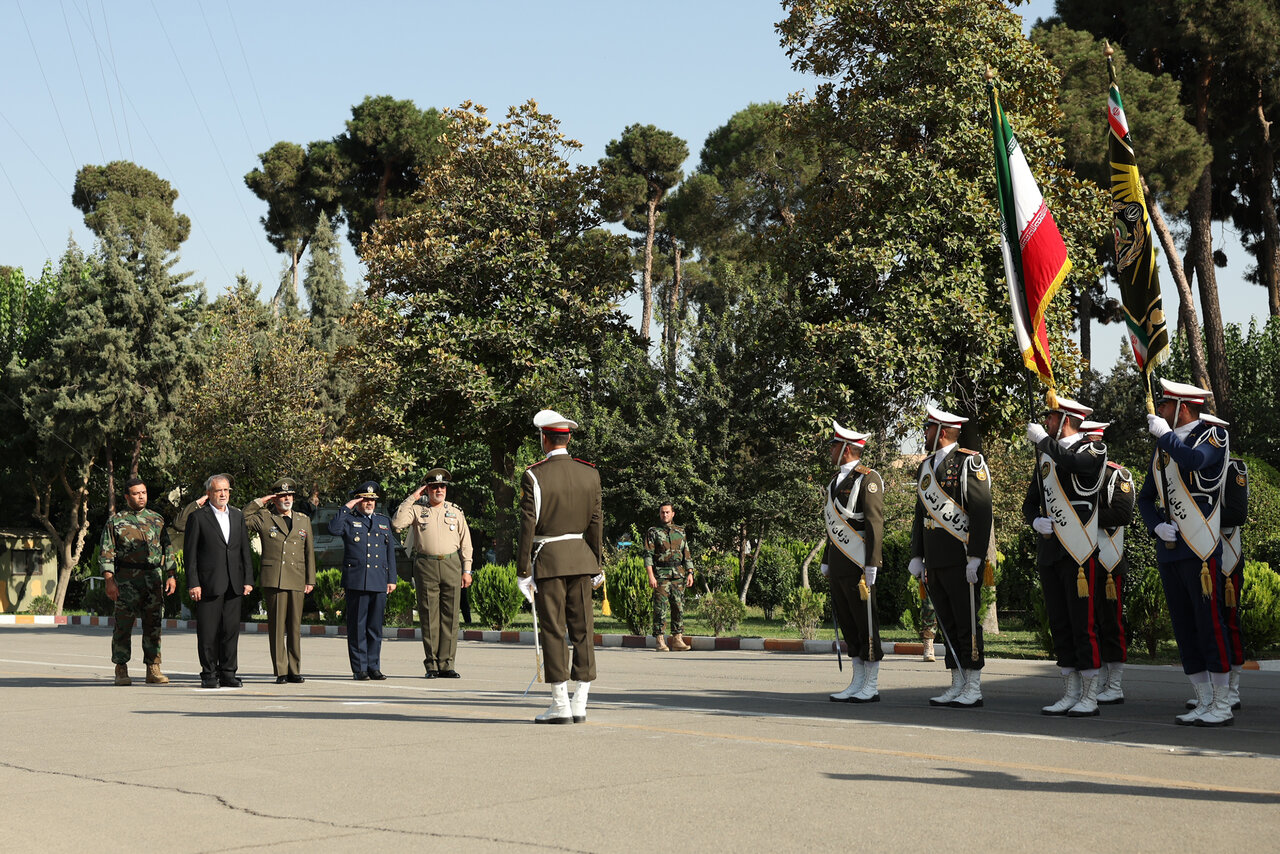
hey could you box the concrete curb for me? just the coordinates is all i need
[3,615,1270,669]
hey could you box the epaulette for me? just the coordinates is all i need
[1206,426,1227,448]
[854,463,870,474]
[573,457,596,467]
[527,458,547,468]
[957,448,977,455]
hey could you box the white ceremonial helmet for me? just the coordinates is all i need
[533,409,578,433]
[924,404,968,428]
[830,420,870,448]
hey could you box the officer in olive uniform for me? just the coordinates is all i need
[1138,380,1234,726]
[393,468,474,679]
[100,477,178,685]
[1079,421,1136,705]
[644,502,694,652]
[517,409,603,724]
[243,477,316,684]
[1024,397,1107,717]
[328,481,398,680]
[820,421,885,703]
[909,405,993,709]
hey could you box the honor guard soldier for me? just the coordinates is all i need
[1080,421,1135,705]
[100,478,178,685]
[1187,413,1248,712]
[909,405,993,709]
[393,468,474,679]
[329,481,398,680]
[820,421,885,703]
[243,478,316,684]
[1024,397,1107,717]
[516,409,604,724]
[1137,379,1234,726]
[644,502,694,652]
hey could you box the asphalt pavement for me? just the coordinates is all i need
[2,626,1278,852]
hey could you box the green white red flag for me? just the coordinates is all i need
[989,84,1072,389]
[1107,59,1169,374]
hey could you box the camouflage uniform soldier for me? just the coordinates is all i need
[101,478,177,685]
[645,503,694,652]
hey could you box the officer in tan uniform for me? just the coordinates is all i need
[393,468,474,679]
[243,478,316,683]
[517,409,603,724]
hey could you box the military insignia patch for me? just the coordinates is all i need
[1237,474,1247,486]
[920,473,932,491]
[975,469,987,481]
[867,482,878,493]
[1207,431,1225,448]
[1040,462,1051,479]
[1120,482,1131,493]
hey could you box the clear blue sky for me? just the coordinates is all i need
[1,0,1266,372]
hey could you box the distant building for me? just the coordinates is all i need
[0,528,58,613]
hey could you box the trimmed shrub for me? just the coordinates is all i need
[748,542,797,619]
[605,554,652,636]
[23,595,55,615]
[471,562,523,630]
[1240,561,1280,658]
[877,529,913,629]
[782,588,827,640]
[700,591,747,636]
[1125,561,1173,660]
[313,568,344,617]
[384,583,416,627]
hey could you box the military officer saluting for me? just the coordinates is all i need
[909,405,992,709]
[243,478,316,684]
[1079,421,1135,705]
[820,421,885,704]
[100,477,178,686]
[328,481,398,680]
[644,502,694,653]
[393,468,474,679]
[1137,379,1233,726]
[1024,397,1107,717]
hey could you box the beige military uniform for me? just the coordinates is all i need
[244,500,316,678]
[393,498,473,674]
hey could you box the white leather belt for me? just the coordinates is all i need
[533,533,583,544]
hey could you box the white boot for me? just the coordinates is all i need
[1177,681,1213,726]
[851,660,880,703]
[1194,684,1235,727]
[1096,663,1124,705]
[951,669,983,708]
[1041,671,1082,716]
[1227,669,1241,711]
[535,682,573,724]
[930,667,965,706]
[1067,672,1101,717]
[830,658,865,702]
[571,681,591,723]
[922,635,936,663]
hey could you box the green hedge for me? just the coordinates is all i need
[1240,561,1280,658]
[606,554,652,636]
[471,562,523,630]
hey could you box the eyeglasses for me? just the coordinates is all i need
[428,484,447,490]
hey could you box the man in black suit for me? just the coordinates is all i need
[185,473,255,688]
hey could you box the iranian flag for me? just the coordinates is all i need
[989,84,1072,387]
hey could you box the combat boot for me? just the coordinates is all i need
[655,634,669,652]
[535,682,573,724]
[1041,671,1082,716]
[922,634,936,663]
[850,660,880,703]
[1067,672,1101,717]
[929,667,965,706]
[951,669,983,708]
[1194,684,1234,727]
[829,657,865,702]
[1096,663,1124,705]
[145,663,169,684]
[113,663,131,686]
[669,632,690,651]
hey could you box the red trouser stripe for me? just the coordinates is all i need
[1207,557,1231,671]
[1086,557,1101,669]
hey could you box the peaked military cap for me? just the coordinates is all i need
[270,477,298,495]
[534,408,578,433]
[422,468,452,487]
[1046,395,1093,420]
[1157,378,1212,405]
[1200,413,1230,428]
[1079,420,1110,437]
[350,480,382,499]
[925,404,968,429]
[830,420,870,447]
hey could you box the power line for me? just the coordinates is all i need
[197,2,259,157]
[0,157,53,260]
[16,0,79,175]
[223,0,273,144]
[0,110,71,195]
[81,0,123,157]
[99,0,133,159]
[60,0,105,163]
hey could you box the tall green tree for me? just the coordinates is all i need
[303,211,355,437]
[355,101,635,561]
[244,140,344,313]
[776,0,1107,437]
[336,95,451,253]
[599,124,689,342]
[71,161,191,256]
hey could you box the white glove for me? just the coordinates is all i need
[591,572,605,589]
[1154,522,1179,543]
[1032,517,1054,536]
[863,566,877,586]
[517,574,537,604]
[819,563,829,578]
[908,557,924,579]
[1026,423,1049,445]
[965,557,981,584]
[1147,413,1172,439]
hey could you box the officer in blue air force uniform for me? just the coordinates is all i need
[328,481,398,680]
[1137,379,1233,727]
